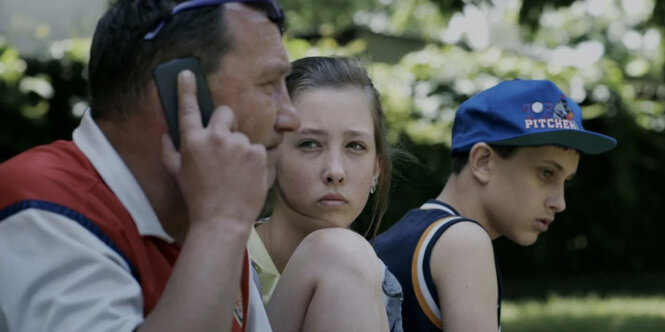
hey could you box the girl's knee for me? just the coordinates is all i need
[297,228,383,284]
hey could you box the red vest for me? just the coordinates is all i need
[0,141,249,331]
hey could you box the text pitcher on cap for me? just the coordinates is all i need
[451,79,617,155]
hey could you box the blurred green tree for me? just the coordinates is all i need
[282,0,665,280]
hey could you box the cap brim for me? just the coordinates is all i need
[490,130,617,155]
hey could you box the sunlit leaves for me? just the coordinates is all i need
[0,44,26,83]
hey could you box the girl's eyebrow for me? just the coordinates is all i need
[344,129,372,140]
[295,128,372,141]
[297,128,325,136]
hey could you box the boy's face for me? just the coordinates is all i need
[483,145,580,245]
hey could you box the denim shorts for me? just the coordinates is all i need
[381,262,404,332]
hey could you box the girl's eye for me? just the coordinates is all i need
[347,142,366,151]
[298,140,320,149]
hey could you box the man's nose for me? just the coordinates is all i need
[275,84,300,132]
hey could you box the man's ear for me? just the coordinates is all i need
[468,142,493,184]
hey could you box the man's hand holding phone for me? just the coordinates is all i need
[160,68,268,230]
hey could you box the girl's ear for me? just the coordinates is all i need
[468,142,493,184]
[373,157,381,180]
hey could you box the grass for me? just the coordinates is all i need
[502,295,665,332]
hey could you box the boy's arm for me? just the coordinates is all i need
[430,221,498,332]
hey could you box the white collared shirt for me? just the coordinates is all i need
[0,110,270,332]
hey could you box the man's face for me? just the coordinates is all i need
[207,3,300,184]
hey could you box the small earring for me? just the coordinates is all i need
[370,176,378,194]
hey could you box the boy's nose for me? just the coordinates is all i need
[547,186,566,213]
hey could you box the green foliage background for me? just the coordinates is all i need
[2,0,664,293]
[281,0,665,283]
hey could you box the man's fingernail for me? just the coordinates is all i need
[178,70,193,83]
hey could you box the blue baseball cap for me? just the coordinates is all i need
[451,79,617,155]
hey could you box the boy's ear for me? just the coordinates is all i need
[468,142,492,184]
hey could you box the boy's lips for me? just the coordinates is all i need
[534,217,553,232]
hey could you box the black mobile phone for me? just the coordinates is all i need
[153,56,215,149]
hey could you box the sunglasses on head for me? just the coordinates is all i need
[144,0,284,40]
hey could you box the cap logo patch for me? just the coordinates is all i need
[531,101,545,113]
[521,95,578,130]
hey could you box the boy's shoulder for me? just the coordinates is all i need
[431,221,493,257]
[375,200,458,241]
[375,200,485,251]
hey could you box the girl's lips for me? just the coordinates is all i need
[319,200,346,207]
[318,193,347,207]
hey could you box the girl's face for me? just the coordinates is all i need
[274,86,380,231]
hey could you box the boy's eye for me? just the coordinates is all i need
[540,169,554,180]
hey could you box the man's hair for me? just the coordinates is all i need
[286,56,393,239]
[450,145,519,174]
[88,0,233,121]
